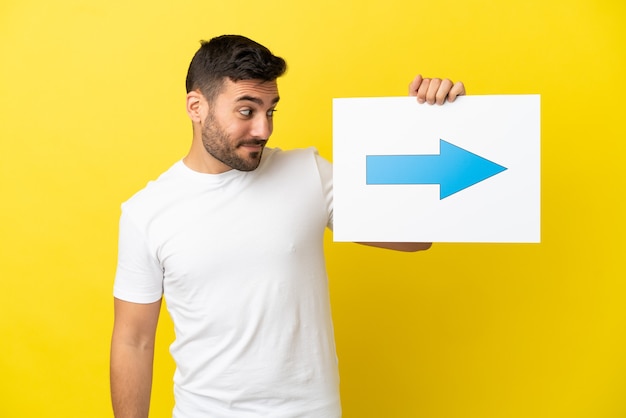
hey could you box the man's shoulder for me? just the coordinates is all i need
[121,161,185,213]
[266,146,322,158]
[262,146,329,171]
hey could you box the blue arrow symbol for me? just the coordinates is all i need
[366,139,507,199]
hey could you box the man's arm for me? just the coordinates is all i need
[358,242,432,252]
[110,297,162,418]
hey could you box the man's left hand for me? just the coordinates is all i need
[409,75,466,105]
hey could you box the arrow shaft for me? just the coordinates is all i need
[366,155,446,184]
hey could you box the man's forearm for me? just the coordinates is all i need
[110,341,155,418]
[358,242,433,252]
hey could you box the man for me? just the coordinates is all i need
[110,34,465,418]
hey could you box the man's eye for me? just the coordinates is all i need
[239,109,252,117]
[267,108,277,117]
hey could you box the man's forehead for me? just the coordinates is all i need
[223,78,279,100]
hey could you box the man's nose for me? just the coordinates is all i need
[250,115,272,139]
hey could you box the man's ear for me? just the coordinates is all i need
[186,90,206,123]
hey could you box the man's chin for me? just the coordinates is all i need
[235,152,263,171]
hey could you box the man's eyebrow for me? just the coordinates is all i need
[236,95,280,106]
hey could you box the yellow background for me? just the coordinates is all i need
[1,0,625,417]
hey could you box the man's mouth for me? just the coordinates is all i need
[238,140,267,150]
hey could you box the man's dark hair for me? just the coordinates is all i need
[186,35,287,102]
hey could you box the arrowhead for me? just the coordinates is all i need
[438,139,507,199]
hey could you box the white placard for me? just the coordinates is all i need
[332,95,540,243]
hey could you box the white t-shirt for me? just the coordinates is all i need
[114,147,340,417]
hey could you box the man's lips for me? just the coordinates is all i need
[238,140,267,150]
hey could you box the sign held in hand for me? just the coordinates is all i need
[332,95,540,243]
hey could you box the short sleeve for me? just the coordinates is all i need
[314,151,333,230]
[113,208,164,303]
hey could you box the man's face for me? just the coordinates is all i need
[201,78,279,172]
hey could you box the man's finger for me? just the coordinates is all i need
[426,78,442,104]
[447,81,466,102]
[408,74,423,96]
[436,79,453,105]
[416,78,430,103]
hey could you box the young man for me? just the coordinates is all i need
[111,34,465,418]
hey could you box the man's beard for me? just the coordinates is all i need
[201,112,266,172]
